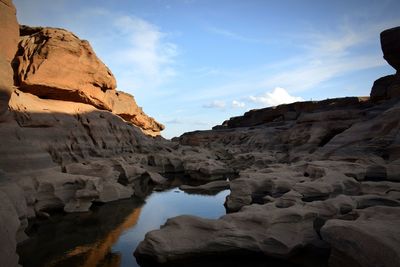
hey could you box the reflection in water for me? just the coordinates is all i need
[57,208,142,267]
[18,188,230,267]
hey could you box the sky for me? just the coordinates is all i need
[13,0,400,139]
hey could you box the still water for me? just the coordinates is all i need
[18,188,230,267]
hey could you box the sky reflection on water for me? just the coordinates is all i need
[18,188,229,267]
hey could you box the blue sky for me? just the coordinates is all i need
[14,0,400,138]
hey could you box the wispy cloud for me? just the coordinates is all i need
[202,100,226,109]
[112,15,178,90]
[184,18,399,105]
[249,87,303,107]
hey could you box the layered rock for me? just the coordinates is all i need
[14,25,117,109]
[13,25,164,136]
[0,0,19,118]
[136,27,400,267]
[321,206,400,267]
[104,90,164,136]
[2,1,400,266]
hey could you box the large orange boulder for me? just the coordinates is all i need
[0,0,19,118]
[13,25,117,110]
[12,25,164,135]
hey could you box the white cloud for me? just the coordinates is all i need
[202,100,226,109]
[249,87,304,107]
[111,15,178,90]
[231,100,245,108]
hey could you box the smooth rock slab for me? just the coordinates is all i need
[180,180,229,195]
[135,203,323,264]
[321,206,400,267]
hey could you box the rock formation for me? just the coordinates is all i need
[135,27,400,267]
[13,25,164,136]
[14,25,117,108]
[0,2,189,265]
[1,0,400,266]
[0,0,18,119]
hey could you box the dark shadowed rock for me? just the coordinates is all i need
[381,26,400,72]
[321,206,400,267]
[180,180,229,195]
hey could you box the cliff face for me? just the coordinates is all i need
[12,25,164,136]
[0,0,18,118]
[0,3,171,265]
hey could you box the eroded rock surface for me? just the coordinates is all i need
[13,25,164,136]
[136,26,400,267]
[14,25,117,109]
[0,0,19,118]
[2,1,400,266]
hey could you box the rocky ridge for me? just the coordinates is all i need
[135,27,400,267]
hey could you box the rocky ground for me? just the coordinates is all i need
[1,0,400,266]
[135,28,400,267]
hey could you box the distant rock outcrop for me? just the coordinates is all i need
[136,27,400,267]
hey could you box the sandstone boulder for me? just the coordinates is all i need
[14,25,117,109]
[12,25,164,136]
[0,0,19,118]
